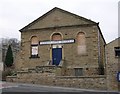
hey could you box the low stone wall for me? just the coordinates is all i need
[55,76,107,90]
[6,72,107,90]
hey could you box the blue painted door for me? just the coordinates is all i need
[52,48,62,65]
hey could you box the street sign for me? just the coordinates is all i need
[117,72,120,82]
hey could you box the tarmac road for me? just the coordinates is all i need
[1,81,120,94]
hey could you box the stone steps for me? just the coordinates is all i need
[7,59,66,82]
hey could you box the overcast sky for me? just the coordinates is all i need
[0,0,119,43]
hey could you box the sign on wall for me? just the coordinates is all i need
[32,46,38,55]
[39,39,75,45]
[117,72,120,82]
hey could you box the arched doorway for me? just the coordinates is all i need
[51,33,63,65]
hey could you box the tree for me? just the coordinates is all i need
[4,45,14,67]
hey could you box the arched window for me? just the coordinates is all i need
[31,36,39,58]
[77,32,86,55]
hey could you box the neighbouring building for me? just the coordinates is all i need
[7,7,120,91]
[0,41,3,71]
[106,37,120,91]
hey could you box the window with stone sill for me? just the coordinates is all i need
[30,36,39,58]
[114,47,120,57]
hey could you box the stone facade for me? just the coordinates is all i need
[15,7,105,76]
[106,37,120,91]
[0,42,3,71]
[6,7,120,91]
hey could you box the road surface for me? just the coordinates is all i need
[0,81,119,94]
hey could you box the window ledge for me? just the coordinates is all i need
[29,56,40,59]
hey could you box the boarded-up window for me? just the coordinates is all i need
[31,36,39,58]
[77,32,86,55]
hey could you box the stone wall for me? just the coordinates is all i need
[7,72,107,90]
[0,43,3,71]
[16,25,104,76]
[106,38,120,91]
[99,28,106,75]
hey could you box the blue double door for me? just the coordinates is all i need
[52,48,62,65]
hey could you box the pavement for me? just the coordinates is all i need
[0,81,120,94]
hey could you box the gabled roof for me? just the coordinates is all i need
[107,37,120,45]
[20,7,97,32]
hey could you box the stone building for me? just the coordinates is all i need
[106,37,120,91]
[7,7,120,91]
[0,41,3,71]
[15,7,106,76]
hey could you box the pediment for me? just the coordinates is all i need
[20,7,96,31]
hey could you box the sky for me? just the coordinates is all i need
[0,0,119,43]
